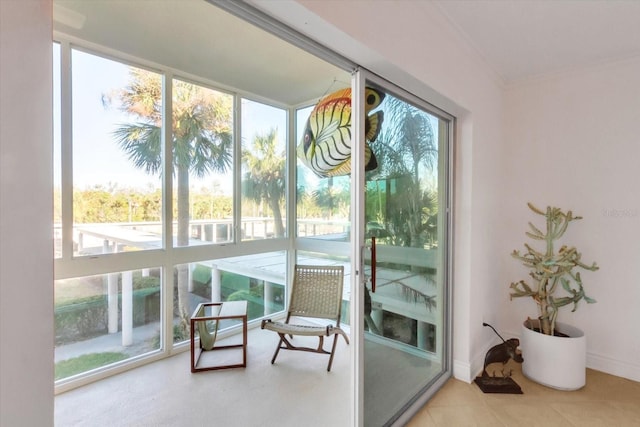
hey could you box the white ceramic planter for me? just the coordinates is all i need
[520,320,586,390]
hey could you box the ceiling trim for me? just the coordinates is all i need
[208,0,357,74]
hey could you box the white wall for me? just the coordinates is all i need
[254,0,507,381]
[502,58,640,381]
[0,0,54,425]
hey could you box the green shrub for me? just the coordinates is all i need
[191,265,211,285]
[133,274,160,290]
[55,296,108,344]
[55,288,160,345]
[221,272,249,299]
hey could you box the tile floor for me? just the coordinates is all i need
[55,331,640,427]
[55,328,351,427]
[407,360,640,426]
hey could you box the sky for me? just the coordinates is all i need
[54,46,288,195]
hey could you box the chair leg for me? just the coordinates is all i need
[327,335,340,372]
[271,337,284,364]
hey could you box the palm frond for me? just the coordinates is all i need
[112,123,162,174]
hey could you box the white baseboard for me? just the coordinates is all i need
[453,358,473,383]
[453,341,495,383]
[587,352,640,382]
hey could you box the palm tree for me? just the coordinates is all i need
[368,94,440,315]
[242,128,286,237]
[106,69,233,335]
[313,177,350,220]
[372,95,438,250]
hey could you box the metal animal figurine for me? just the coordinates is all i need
[481,323,523,377]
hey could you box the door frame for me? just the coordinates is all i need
[349,69,366,427]
[351,69,456,426]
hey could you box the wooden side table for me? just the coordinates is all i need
[190,300,247,372]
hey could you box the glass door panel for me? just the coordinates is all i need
[360,78,451,426]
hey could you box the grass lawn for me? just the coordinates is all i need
[55,352,129,380]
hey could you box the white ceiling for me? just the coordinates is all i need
[54,0,349,106]
[435,0,640,84]
[54,0,640,100]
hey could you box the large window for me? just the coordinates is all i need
[54,2,352,386]
[53,43,295,386]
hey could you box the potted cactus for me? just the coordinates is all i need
[510,203,599,390]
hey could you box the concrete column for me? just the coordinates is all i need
[107,274,119,334]
[77,232,84,252]
[211,265,221,302]
[122,270,133,346]
[417,320,430,351]
[370,308,383,334]
[188,263,194,292]
[105,240,119,334]
[435,321,442,360]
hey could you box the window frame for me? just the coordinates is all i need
[53,35,295,391]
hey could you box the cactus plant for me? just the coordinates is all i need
[510,203,599,336]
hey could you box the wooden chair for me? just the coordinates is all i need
[261,264,349,371]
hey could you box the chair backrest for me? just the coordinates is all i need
[288,264,345,325]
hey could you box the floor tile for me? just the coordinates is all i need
[405,408,437,426]
[551,401,640,426]
[489,402,574,426]
[426,377,487,407]
[427,405,506,427]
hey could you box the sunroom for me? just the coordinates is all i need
[52,1,454,425]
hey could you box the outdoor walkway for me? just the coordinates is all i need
[55,322,161,363]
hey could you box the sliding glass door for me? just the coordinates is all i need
[352,72,453,426]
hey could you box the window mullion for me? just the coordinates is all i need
[286,106,296,293]
[233,95,242,243]
[162,74,173,251]
[60,41,73,263]
[162,73,174,352]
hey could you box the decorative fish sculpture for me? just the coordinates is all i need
[297,87,384,178]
